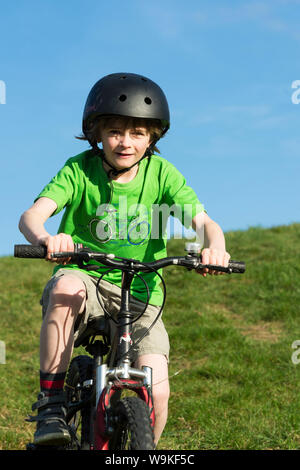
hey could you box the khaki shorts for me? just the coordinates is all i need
[40,268,170,362]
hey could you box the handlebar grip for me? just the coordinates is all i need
[199,260,246,274]
[14,243,84,259]
[228,260,245,274]
[14,244,47,258]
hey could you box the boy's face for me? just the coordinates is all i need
[99,119,151,171]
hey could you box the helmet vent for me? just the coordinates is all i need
[119,94,127,102]
[144,97,152,105]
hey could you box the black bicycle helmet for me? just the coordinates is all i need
[83,73,170,142]
[82,73,170,175]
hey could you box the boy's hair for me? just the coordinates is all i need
[76,115,165,154]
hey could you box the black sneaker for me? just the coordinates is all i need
[27,392,71,446]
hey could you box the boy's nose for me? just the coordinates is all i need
[119,132,131,147]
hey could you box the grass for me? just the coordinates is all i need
[1,223,300,449]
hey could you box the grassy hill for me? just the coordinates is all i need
[1,223,300,450]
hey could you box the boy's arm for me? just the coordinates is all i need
[19,197,74,261]
[192,212,230,276]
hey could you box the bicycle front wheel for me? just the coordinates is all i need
[109,396,155,450]
[65,355,94,450]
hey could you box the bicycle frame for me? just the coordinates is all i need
[79,268,155,450]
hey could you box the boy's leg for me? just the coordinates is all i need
[40,274,86,374]
[134,354,169,446]
[32,274,86,446]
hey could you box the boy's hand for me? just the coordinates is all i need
[199,248,231,277]
[38,233,74,264]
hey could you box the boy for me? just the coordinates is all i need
[19,73,230,447]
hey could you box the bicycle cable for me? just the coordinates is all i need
[78,252,168,363]
[116,262,167,363]
[94,268,150,326]
[91,258,167,364]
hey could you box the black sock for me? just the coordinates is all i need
[40,370,66,396]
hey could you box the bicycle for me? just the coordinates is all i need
[14,242,245,450]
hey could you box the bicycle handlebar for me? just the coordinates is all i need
[14,244,246,274]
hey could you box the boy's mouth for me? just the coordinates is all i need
[115,152,134,158]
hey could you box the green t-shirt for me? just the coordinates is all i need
[36,150,204,305]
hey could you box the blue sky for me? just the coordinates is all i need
[1,0,299,256]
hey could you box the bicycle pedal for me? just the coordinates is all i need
[83,379,93,388]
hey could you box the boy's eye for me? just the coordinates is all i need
[132,129,146,136]
[108,128,147,137]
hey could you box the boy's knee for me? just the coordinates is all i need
[152,383,170,407]
[49,275,86,312]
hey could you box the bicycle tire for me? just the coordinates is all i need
[65,355,94,450]
[108,396,155,450]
